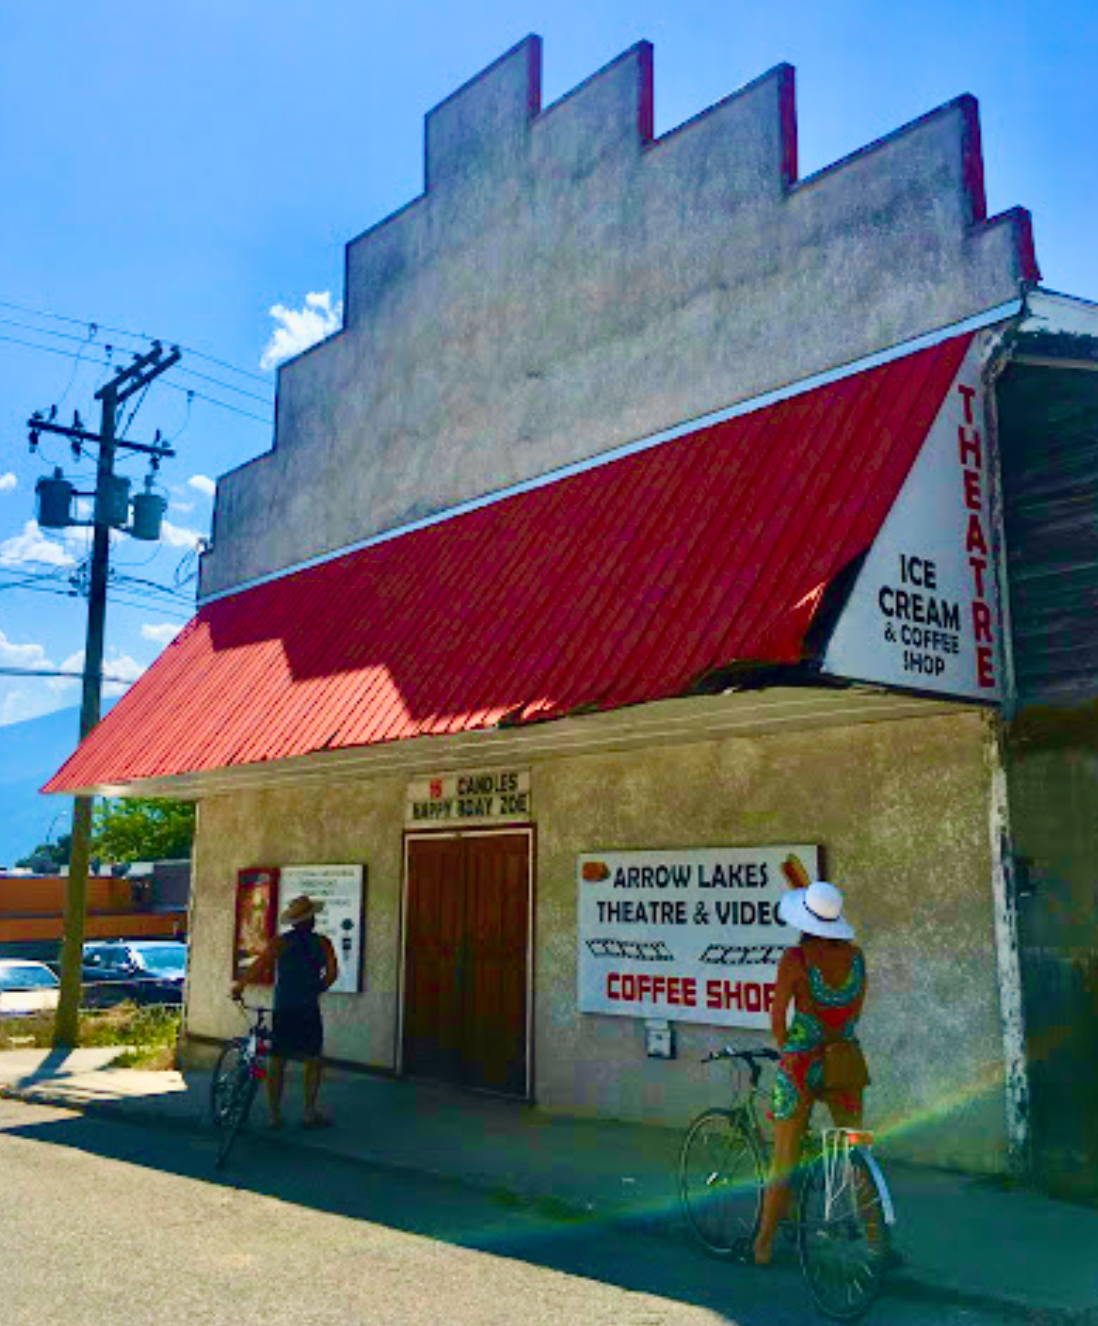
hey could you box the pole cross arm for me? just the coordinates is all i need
[94,342,171,401]
[111,347,182,404]
[26,418,176,460]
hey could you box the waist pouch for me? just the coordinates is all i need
[822,1038,870,1091]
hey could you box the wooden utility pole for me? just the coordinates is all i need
[30,344,179,1046]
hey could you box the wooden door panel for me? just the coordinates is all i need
[463,835,529,1094]
[403,837,464,1081]
[404,833,530,1097]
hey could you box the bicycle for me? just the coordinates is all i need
[679,1045,896,1321]
[209,1001,272,1170]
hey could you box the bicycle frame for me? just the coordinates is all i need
[244,1010,272,1080]
[817,1129,895,1226]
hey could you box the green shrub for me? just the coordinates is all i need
[0,1003,181,1068]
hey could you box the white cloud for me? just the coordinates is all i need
[171,499,195,515]
[141,622,183,646]
[0,630,148,727]
[0,473,16,493]
[0,628,53,673]
[160,520,204,550]
[103,652,146,697]
[0,630,66,726]
[48,651,83,698]
[260,291,342,370]
[0,520,76,568]
[188,474,216,499]
[51,649,146,699]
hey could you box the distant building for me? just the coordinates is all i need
[0,872,187,965]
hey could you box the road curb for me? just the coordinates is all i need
[2,1083,1094,1324]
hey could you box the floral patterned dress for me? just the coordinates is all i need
[770,943,866,1122]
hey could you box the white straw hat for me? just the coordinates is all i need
[778,881,854,940]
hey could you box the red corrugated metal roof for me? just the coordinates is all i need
[45,334,971,793]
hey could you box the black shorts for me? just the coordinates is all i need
[271,1005,323,1060]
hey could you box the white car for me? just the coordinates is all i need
[0,960,60,1017]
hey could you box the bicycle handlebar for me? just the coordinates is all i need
[232,998,271,1019]
[701,1045,780,1087]
[701,1045,780,1065]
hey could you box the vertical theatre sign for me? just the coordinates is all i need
[823,339,1002,700]
[577,845,820,1030]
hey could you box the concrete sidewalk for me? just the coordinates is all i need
[2,1046,1096,1322]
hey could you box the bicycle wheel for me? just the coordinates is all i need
[679,1109,765,1258]
[797,1149,891,1321]
[213,1054,258,1170]
[209,1040,247,1128]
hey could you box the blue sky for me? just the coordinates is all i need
[1,0,1096,744]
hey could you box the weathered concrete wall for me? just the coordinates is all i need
[1005,725,1098,1192]
[185,708,1008,1172]
[186,774,406,1069]
[534,710,1006,1172]
[201,36,1035,597]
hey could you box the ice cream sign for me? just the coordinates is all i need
[577,845,820,1029]
[823,339,1002,700]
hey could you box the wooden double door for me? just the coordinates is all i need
[402,833,530,1097]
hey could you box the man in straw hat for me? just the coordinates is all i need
[233,894,339,1129]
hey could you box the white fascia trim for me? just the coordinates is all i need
[198,300,1022,608]
[1023,287,1098,338]
[65,688,977,801]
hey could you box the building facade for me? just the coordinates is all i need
[47,37,1098,1179]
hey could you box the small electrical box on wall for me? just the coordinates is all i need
[646,1018,675,1060]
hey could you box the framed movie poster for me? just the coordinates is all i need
[233,866,280,983]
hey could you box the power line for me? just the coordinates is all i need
[1,331,274,425]
[4,574,192,610]
[2,317,273,405]
[0,329,114,365]
[170,362,272,406]
[160,379,273,424]
[0,296,273,385]
[1,316,273,408]
[0,665,142,684]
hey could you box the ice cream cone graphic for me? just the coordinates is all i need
[781,853,811,890]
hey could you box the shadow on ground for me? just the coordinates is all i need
[1,1102,816,1326]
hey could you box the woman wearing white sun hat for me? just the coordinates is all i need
[751,880,869,1267]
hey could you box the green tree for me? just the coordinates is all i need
[16,833,73,871]
[91,798,195,863]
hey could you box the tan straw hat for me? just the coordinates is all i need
[280,894,324,927]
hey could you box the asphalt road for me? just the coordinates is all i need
[0,1098,1019,1326]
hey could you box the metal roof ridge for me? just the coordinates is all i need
[197,298,1020,609]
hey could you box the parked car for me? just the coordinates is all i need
[0,959,60,1017]
[81,940,188,1008]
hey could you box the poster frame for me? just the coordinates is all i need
[232,865,280,983]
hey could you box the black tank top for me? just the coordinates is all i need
[274,929,325,1011]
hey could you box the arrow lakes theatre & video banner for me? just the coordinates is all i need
[577,846,821,1030]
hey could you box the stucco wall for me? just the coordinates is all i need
[200,37,1033,598]
[187,773,407,1069]
[1005,727,1098,1189]
[534,710,1007,1172]
[185,707,1008,1172]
